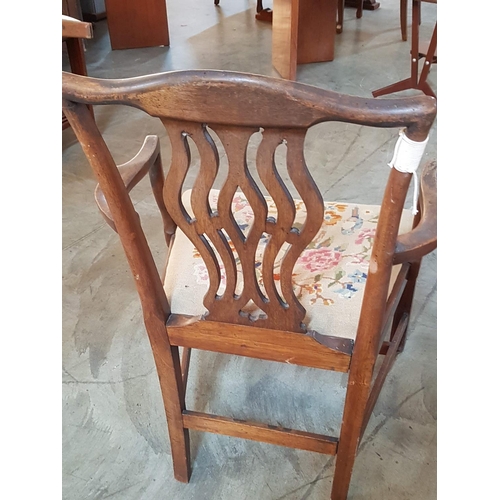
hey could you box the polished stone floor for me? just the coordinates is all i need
[62,1,437,498]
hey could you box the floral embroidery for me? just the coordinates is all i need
[192,193,381,305]
[324,204,347,226]
[326,270,368,298]
[355,228,375,245]
[348,270,368,283]
[341,207,364,235]
[296,280,334,305]
[297,248,342,273]
[193,263,210,283]
[334,283,359,299]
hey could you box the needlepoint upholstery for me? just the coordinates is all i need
[164,190,413,339]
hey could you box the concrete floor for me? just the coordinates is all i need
[62,1,437,498]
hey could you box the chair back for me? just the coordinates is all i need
[62,70,436,336]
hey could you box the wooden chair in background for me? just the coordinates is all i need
[337,0,384,34]
[337,0,364,34]
[62,69,437,499]
[213,1,336,79]
[373,0,437,99]
[337,0,409,40]
[62,15,93,130]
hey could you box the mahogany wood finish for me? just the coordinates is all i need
[255,8,273,22]
[62,15,93,39]
[94,134,176,247]
[64,37,88,80]
[297,0,337,65]
[183,410,339,454]
[272,0,297,80]
[272,0,337,80]
[180,347,192,394]
[373,0,437,99]
[394,160,437,264]
[62,15,93,130]
[360,312,409,438]
[105,0,169,50]
[401,0,408,41]
[166,314,353,371]
[390,159,436,354]
[62,0,82,20]
[379,263,410,350]
[62,68,437,499]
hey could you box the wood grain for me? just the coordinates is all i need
[394,160,437,264]
[62,15,93,129]
[62,15,93,39]
[62,70,436,134]
[272,0,337,79]
[183,411,339,455]
[272,0,299,80]
[62,68,437,500]
[296,0,336,65]
[166,314,353,372]
[105,0,169,50]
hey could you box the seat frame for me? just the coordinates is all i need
[63,69,436,500]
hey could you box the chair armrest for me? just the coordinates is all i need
[393,159,437,264]
[62,15,93,39]
[94,135,161,231]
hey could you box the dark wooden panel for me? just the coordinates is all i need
[62,0,82,19]
[105,0,170,50]
[297,0,337,65]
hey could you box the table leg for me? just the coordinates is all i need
[272,0,337,80]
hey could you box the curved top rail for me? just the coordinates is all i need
[63,70,436,138]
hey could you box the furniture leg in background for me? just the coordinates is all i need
[255,0,273,22]
[215,0,272,21]
[400,0,408,40]
[62,15,94,130]
[372,0,436,99]
[272,0,337,80]
[344,0,380,11]
[338,0,380,33]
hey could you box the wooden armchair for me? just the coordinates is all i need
[62,69,436,499]
[62,15,93,130]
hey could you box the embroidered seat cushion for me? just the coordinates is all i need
[163,190,413,340]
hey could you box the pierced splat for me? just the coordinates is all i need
[162,120,323,332]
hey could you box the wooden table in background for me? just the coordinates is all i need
[105,0,170,50]
[272,0,337,80]
[102,0,340,82]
